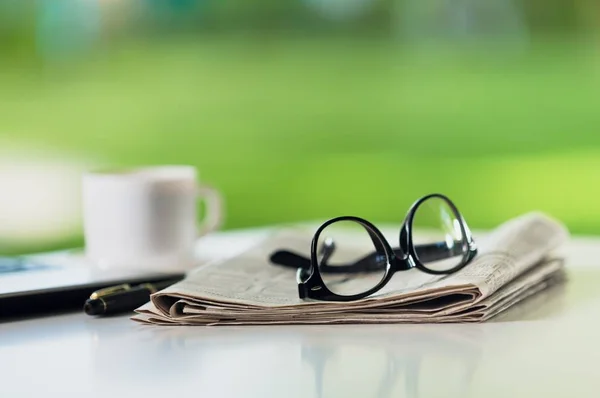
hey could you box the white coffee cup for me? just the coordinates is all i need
[82,165,223,272]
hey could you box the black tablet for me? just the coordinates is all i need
[0,251,183,318]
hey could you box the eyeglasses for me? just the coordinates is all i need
[269,193,478,301]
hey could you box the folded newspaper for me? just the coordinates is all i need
[133,212,569,325]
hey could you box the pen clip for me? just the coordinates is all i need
[90,283,132,299]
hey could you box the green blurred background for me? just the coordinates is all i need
[1,0,599,254]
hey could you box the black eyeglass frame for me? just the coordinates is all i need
[297,193,478,302]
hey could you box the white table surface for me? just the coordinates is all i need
[2,227,600,398]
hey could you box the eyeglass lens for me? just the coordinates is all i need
[411,196,469,272]
[315,220,389,296]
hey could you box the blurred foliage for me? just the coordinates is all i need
[1,0,600,253]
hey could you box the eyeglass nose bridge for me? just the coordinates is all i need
[389,249,416,273]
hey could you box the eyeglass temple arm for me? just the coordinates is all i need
[270,249,388,273]
[416,241,468,262]
[269,227,385,273]
[270,241,465,273]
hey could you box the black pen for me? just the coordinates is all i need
[84,277,184,316]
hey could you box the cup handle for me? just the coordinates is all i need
[196,184,224,237]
